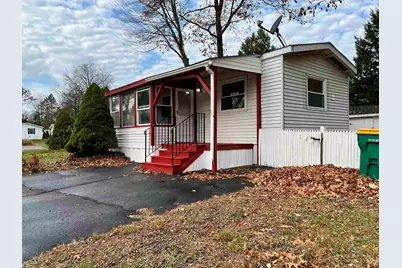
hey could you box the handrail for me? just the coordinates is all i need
[144,116,172,162]
[170,113,205,165]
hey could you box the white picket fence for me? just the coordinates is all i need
[259,128,360,169]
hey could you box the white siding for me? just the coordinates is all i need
[195,69,257,145]
[183,149,254,172]
[115,127,148,162]
[213,55,261,74]
[261,55,283,128]
[349,115,379,131]
[283,53,350,130]
[217,149,254,169]
[22,124,43,140]
[184,151,210,172]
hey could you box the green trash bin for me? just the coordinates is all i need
[357,128,379,180]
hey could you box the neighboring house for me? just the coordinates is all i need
[349,105,379,131]
[22,122,44,140]
[106,42,356,174]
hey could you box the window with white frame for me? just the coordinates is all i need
[122,92,134,126]
[28,128,35,134]
[307,77,326,109]
[136,88,150,125]
[110,95,120,127]
[221,80,246,111]
[156,87,172,124]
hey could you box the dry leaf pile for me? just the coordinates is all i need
[40,152,131,171]
[184,165,379,199]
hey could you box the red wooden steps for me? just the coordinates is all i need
[142,143,206,175]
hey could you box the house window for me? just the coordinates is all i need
[110,95,120,127]
[221,80,245,111]
[28,128,35,134]
[122,92,134,126]
[136,88,150,125]
[156,87,172,124]
[307,77,326,108]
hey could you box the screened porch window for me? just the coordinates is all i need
[307,77,326,109]
[156,87,172,124]
[110,95,120,127]
[136,88,150,125]
[221,80,245,111]
[122,92,134,126]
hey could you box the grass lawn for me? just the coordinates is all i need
[22,139,71,171]
[23,187,378,267]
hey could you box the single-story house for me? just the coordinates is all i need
[349,105,379,131]
[22,122,44,140]
[106,42,357,174]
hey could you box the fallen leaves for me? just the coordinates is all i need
[184,165,378,200]
[29,152,132,173]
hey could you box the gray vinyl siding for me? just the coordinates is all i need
[213,55,261,74]
[195,69,257,145]
[261,55,283,128]
[283,53,349,130]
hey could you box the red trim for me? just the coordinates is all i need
[194,73,211,95]
[150,84,155,146]
[212,67,218,173]
[152,82,165,106]
[256,74,261,165]
[203,143,254,151]
[119,94,122,128]
[133,90,137,127]
[106,79,148,96]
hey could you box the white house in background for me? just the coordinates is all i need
[106,42,357,174]
[349,113,379,131]
[22,122,43,140]
[48,124,55,136]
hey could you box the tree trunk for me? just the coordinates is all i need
[215,0,224,57]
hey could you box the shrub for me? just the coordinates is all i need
[47,110,74,150]
[65,83,117,155]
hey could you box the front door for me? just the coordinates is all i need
[175,89,194,143]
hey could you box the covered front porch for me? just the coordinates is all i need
[107,55,262,174]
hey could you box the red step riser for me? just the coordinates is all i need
[161,144,200,152]
[151,156,185,165]
[159,150,193,158]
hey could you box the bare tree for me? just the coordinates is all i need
[181,0,342,57]
[22,87,35,104]
[115,0,190,66]
[60,61,114,117]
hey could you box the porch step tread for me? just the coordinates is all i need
[152,155,189,160]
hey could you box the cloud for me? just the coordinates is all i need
[23,0,379,92]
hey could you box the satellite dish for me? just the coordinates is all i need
[257,15,287,48]
[269,15,282,34]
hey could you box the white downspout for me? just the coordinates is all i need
[205,61,215,169]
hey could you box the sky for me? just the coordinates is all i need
[22,0,379,100]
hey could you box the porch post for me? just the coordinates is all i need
[150,84,155,146]
[212,67,218,173]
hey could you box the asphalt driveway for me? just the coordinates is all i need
[22,164,251,262]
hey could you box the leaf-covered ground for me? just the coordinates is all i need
[23,165,379,268]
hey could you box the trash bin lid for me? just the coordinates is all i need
[356,128,379,135]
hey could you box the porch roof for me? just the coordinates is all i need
[106,54,261,96]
